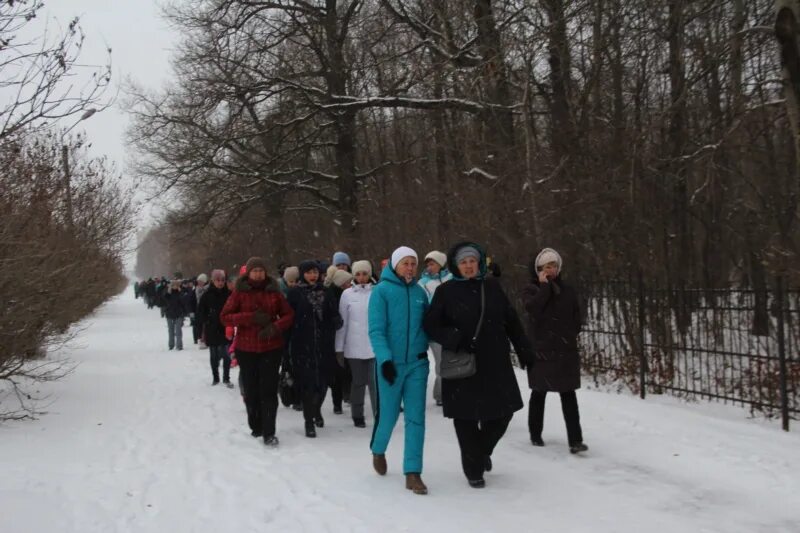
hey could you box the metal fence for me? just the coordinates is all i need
[576,275,800,430]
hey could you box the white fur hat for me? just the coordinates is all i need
[351,260,373,277]
[331,269,354,288]
[391,246,418,269]
[424,251,447,268]
[535,248,563,273]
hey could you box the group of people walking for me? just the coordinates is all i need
[136,243,588,493]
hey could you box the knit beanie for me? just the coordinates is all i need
[245,256,267,274]
[324,264,339,287]
[331,270,354,288]
[454,246,480,265]
[332,251,352,267]
[424,251,447,269]
[210,269,226,281]
[351,260,373,277]
[283,266,300,283]
[535,248,563,273]
[390,246,418,269]
[197,273,208,284]
[298,260,319,276]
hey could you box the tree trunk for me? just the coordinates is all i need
[472,0,521,251]
[667,0,691,285]
[326,0,360,252]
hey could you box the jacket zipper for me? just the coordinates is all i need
[405,284,411,363]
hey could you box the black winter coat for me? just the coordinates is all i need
[424,277,534,421]
[521,277,582,392]
[162,290,191,319]
[286,282,342,393]
[196,285,231,347]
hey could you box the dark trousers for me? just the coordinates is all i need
[192,318,203,344]
[331,362,351,408]
[453,416,513,481]
[348,358,376,420]
[302,390,324,424]
[528,390,583,445]
[237,350,282,438]
[209,344,231,382]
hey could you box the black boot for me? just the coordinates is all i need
[484,455,492,472]
[314,416,325,428]
[531,437,545,447]
[305,422,317,438]
[353,417,366,428]
[468,478,486,489]
[569,442,588,454]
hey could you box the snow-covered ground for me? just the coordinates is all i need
[1,290,798,533]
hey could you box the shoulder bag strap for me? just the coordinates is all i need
[471,281,486,343]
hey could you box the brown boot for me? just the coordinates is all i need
[373,454,387,476]
[405,473,428,495]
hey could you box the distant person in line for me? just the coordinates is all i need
[424,242,533,488]
[281,266,300,296]
[369,246,430,495]
[335,260,377,428]
[197,269,233,387]
[286,260,342,438]
[418,250,453,406]
[521,248,588,454]
[221,257,294,447]
[193,273,209,348]
[163,279,191,350]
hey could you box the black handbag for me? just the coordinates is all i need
[440,282,485,380]
[279,371,298,407]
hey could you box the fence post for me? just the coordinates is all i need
[775,276,789,431]
[638,269,647,399]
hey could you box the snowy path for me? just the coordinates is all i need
[1,290,798,533]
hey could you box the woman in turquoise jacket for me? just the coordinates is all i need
[368,246,430,495]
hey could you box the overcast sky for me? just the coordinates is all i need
[42,0,179,229]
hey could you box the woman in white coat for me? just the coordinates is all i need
[335,260,377,428]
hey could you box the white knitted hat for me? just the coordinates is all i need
[351,260,373,277]
[391,246,418,269]
[424,251,447,268]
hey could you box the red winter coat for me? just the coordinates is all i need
[220,276,294,353]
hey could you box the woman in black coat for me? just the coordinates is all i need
[424,242,533,488]
[287,260,342,437]
[521,247,588,454]
[197,270,233,386]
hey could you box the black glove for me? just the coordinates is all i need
[381,361,397,385]
[253,309,270,326]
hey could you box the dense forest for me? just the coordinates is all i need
[132,0,799,290]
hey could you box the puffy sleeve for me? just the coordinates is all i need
[335,290,350,352]
[273,292,294,333]
[423,285,462,351]
[521,282,551,322]
[221,291,254,327]
[501,287,534,365]
[368,286,392,365]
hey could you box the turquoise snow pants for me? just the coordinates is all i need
[370,359,429,474]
